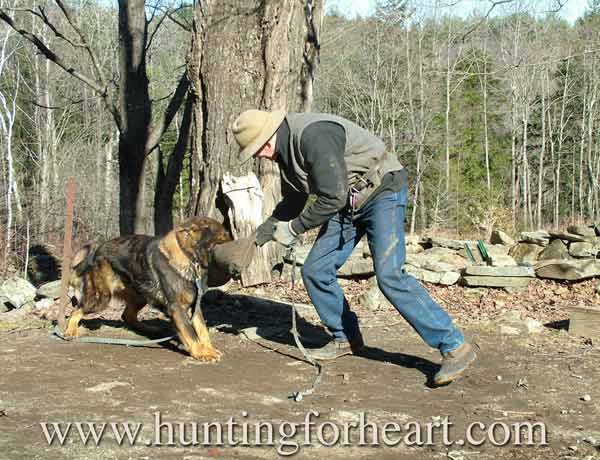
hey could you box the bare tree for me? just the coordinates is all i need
[0,0,189,235]
[0,5,23,261]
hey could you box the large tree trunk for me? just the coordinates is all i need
[117,0,152,235]
[188,0,321,284]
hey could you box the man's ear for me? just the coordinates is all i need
[269,132,277,151]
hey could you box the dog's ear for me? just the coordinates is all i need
[197,227,217,269]
[71,243,98,275]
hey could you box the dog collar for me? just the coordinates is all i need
[168,262,196,282]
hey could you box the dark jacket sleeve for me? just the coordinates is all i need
[271,179,308,222]
[290,122,348,234]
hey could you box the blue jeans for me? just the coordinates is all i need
[301,187,465,354]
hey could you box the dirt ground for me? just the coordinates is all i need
[1,286,599,460]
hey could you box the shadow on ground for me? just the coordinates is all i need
[74,289,440,383]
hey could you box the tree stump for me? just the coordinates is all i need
[221,172,275,287]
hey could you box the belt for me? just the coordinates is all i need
[348,167,379,216]
[348,168,407,216]
[350,164,380,192]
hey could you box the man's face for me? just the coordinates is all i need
[254,133,278,161]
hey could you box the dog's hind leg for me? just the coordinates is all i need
[119,288,149,332]
[121,296,166,337]
[121,300,147,332]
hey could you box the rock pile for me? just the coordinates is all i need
[0,276,63,315]
[286,223,600,290]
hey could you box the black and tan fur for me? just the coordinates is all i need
[67,217,232,362]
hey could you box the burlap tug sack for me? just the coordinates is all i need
[208,235,257,287]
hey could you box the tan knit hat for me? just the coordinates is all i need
[232,109,286,163]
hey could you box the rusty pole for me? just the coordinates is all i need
[57,177,76,333]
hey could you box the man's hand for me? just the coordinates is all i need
[273,221,298,248]
[255,217,278,247]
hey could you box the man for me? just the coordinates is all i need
[232,109,476,386]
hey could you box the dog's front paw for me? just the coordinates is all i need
[63,325,80,339]
[190,345,222,363]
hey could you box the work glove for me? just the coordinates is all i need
[273,221,298,248]
[255,217,278,247]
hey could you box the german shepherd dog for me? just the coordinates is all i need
[66,217,232,362]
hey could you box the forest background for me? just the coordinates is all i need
[0,0,599,273]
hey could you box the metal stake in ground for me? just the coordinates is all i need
[57,177,76,334]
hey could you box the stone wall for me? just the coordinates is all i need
[286,224,600,291]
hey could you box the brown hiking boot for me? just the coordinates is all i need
[433,342,476,386]
[308,335,365,361]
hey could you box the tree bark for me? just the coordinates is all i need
[578,89,587,222]
[104,129,117,237]
[555,58,570,228]
[479,38,491,193]
[117,0,151,235]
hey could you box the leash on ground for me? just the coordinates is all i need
[240,246,323,401]
[52,325,176,346]
[238,246,323,400]
[51,282,210,347]
[53,247,322,400]
[287,247,323,402]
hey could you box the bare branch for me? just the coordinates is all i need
[147,1,159,25]
[5,7,42,18]
[146,9,169,51]
[154,5,192,32]
[145,71,190,154]
[0,9,104,93]
[0,8,122,130]
[54,0,109,91]
[7,5,84,48]
[37,6,85,48]
[545,0,567,14]
[28,98,85,110]
[461,0,514,41]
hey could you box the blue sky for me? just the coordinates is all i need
[333,0,588,23]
